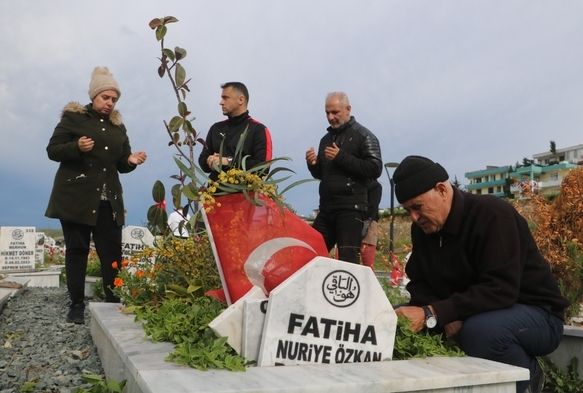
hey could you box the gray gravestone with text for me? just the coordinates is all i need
[0,227,36,272]
[121,226,154,260]
[35,232,45,266]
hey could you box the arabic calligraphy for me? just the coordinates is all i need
[322,270,360,307]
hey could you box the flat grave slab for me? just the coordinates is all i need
[90,302,529,393]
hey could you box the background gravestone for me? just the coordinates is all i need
[0,227,36,272]
[121,226,154,260]
[257,257,397,367]
[35,232,45,266]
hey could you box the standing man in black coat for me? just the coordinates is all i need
[393,155,567,393]
[198,82,272,181]
[46,67,147,324]
[305,92,383,263]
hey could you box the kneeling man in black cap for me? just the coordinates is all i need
[393,155,567,393]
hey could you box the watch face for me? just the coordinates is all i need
[426,316,437,329]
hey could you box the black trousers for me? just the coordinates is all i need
[313,209,365,263]
[60,201,122,304]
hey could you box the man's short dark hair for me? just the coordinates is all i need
[221,82,249,103]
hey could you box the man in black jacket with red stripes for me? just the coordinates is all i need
[306,92,383,263]
[199,82,272,181]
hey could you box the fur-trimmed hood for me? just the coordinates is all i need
[62,101,123,126]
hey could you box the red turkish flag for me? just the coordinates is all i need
[202,193,329,304]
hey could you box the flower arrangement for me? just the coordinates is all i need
[112,236,221,308]
[196,155,308,213]
[110,234,245,371]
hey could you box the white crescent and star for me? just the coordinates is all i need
[243,237,317,294]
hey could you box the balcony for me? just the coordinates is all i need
[466,179,506,191]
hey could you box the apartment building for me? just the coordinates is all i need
[532,144,583,165]
[509,162,578,197]
[465,166,512,197]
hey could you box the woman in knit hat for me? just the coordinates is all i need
[45,66,147,324]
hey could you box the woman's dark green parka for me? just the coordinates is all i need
[45,102,136,226]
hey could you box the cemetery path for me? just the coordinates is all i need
[0,287,104,392]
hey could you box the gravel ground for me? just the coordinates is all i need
[0,287,104,392]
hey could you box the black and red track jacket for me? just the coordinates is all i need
[198,111,273,180]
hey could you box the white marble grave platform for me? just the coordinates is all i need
[0,276,29,311]
[546,324,583,377]
[6,269,61,287]
[89,302,529,393]
[85,276,101,298]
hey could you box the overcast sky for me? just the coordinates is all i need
[1,1,582,229]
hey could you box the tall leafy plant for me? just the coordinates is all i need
[146,16,312,233]
[146,16,206,235]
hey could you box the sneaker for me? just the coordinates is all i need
[66,303,85,324]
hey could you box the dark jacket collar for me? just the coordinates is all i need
[441,186,465,236]
[227,110,250,125]
[327,116,356,134]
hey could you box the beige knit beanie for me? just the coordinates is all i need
[88,66,121,100]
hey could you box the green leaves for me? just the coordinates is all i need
[152,180,165,203]
[168,116,183,133]
[163,48,175,61]
[74,372,126,393]
[171,183,182,210]
[149,16,179,41]
[175,63,186,87]
[178,101,189,117]
[392,317,464,360]
[148,181,168,235]
[174,46,187,60]
[155,25,167,41]
[137,297,246,371]
[541,357,583,393]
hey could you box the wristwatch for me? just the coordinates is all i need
[423,305,437,329]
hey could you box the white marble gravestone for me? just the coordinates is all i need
[209,286,266,354]
[121,226,154,260]
[0,227,36,272]
[242,298,268,362]
[257,256,397,367]
[35,232,45,266]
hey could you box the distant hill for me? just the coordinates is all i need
[38,228,63,240]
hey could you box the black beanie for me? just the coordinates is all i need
[393,155,449,203]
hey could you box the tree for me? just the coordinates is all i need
[549,140,558,164]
